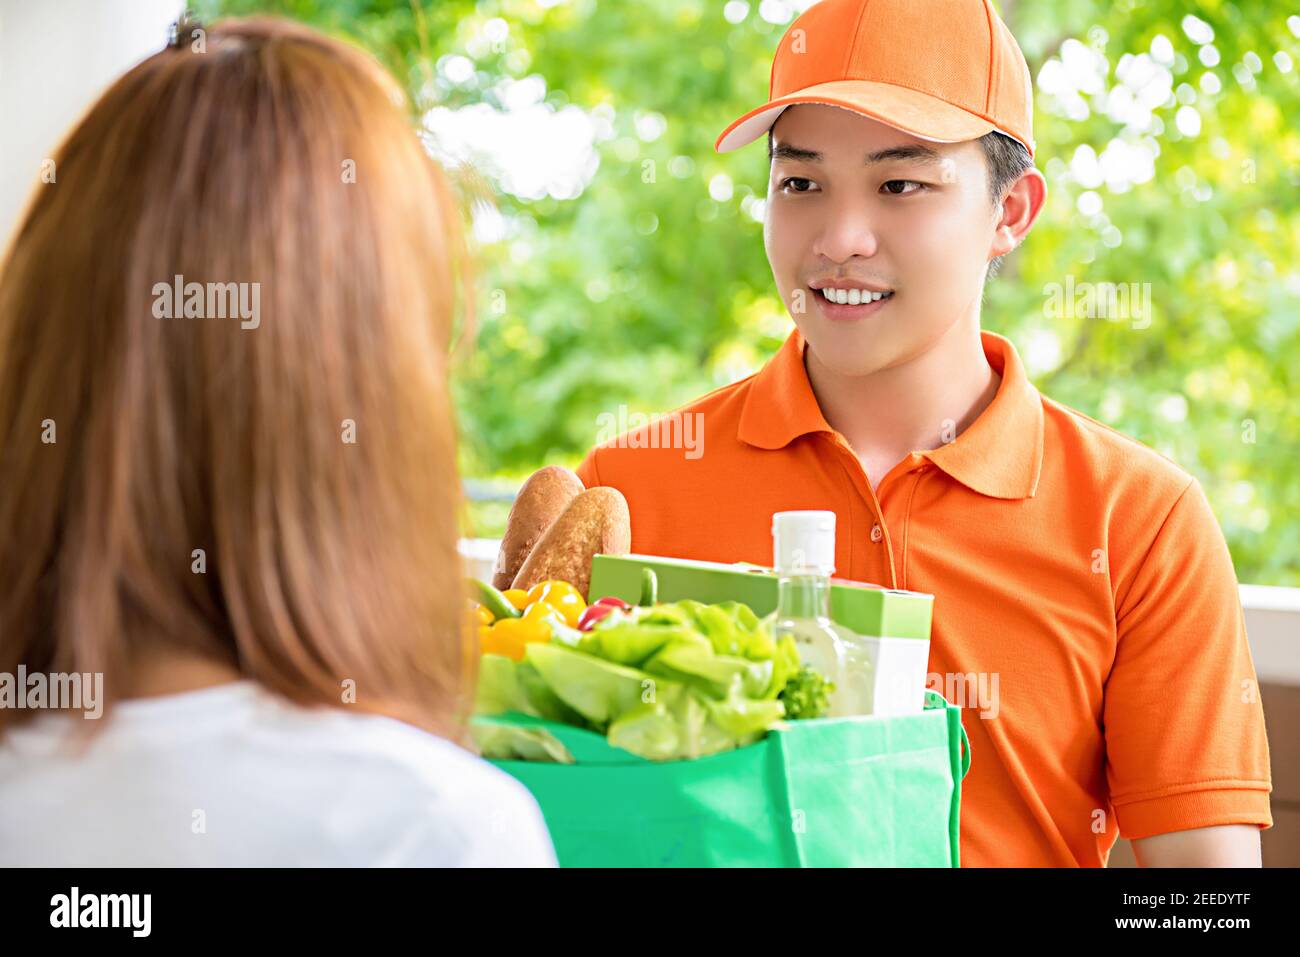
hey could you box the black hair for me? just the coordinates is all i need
[977,132,1034,278]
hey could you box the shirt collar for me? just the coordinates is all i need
[737,326,1044,500]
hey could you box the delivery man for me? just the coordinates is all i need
[576,0,1272,867]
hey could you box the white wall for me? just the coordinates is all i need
[0,0,183,249]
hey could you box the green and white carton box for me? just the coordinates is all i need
[588,553,935,716]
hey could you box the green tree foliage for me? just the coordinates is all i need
[202,0,1299,584]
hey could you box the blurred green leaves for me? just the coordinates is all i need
[203,0,1299,585]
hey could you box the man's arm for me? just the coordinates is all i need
[1103,479,1273,852]
[1131,824,1262,867]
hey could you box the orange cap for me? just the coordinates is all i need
[715,0,1036,159]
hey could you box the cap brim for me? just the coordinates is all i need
[715,79,998,153]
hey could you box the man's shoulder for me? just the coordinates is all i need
[615,371,757,437]
[1038,390,1197,507]
[580,372,758,480]
[1033,392,1234,596]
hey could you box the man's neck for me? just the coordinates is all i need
[803,315,1001,492]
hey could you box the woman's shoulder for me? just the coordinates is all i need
[242,685,559,866]
[0,681,558,867]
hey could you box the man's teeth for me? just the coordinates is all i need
[818,288,893,305]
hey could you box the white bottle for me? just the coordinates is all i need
[766,511,862,717]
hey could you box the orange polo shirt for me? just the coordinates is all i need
[576,326,1273,867]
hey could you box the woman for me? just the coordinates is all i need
[0,17,556,866]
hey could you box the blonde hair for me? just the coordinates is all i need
[0,17,477,742]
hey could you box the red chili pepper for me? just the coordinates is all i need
[577,603,621,632]
[593,596,632,611]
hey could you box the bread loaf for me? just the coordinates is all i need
[491,466,585,590]
[511,486,631,600]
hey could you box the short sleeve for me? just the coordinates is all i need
[1104,478,1273,840]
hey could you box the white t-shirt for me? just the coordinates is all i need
[0,679,557,867]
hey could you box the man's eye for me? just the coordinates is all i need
[881,180,926,195]
[779,177,816,193]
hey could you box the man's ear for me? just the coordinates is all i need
[989,168,1047,260]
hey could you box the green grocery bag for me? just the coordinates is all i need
[476,689,970,867]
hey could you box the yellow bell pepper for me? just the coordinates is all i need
[502,589,532,612]
[478,602,555,661]
[525,580,587,628]
[465,605,490,639]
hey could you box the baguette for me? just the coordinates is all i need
[492,466,585,590]
[511,486,631,601]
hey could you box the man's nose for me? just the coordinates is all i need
[811,198,880,263]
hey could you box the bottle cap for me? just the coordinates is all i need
[772,510,836,574]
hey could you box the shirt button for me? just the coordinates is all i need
[870,524,883,543]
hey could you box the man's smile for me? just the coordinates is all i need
[808,278,895,318]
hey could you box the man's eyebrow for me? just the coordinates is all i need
[770,142,822,163]
[864,144,944,165]
[769,142,945,166]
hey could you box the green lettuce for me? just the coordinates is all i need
[475,599,809,761]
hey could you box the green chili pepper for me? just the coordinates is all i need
[638,567,658,607]
[471,578,522,620]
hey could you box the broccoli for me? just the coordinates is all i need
[779,665,835,720]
